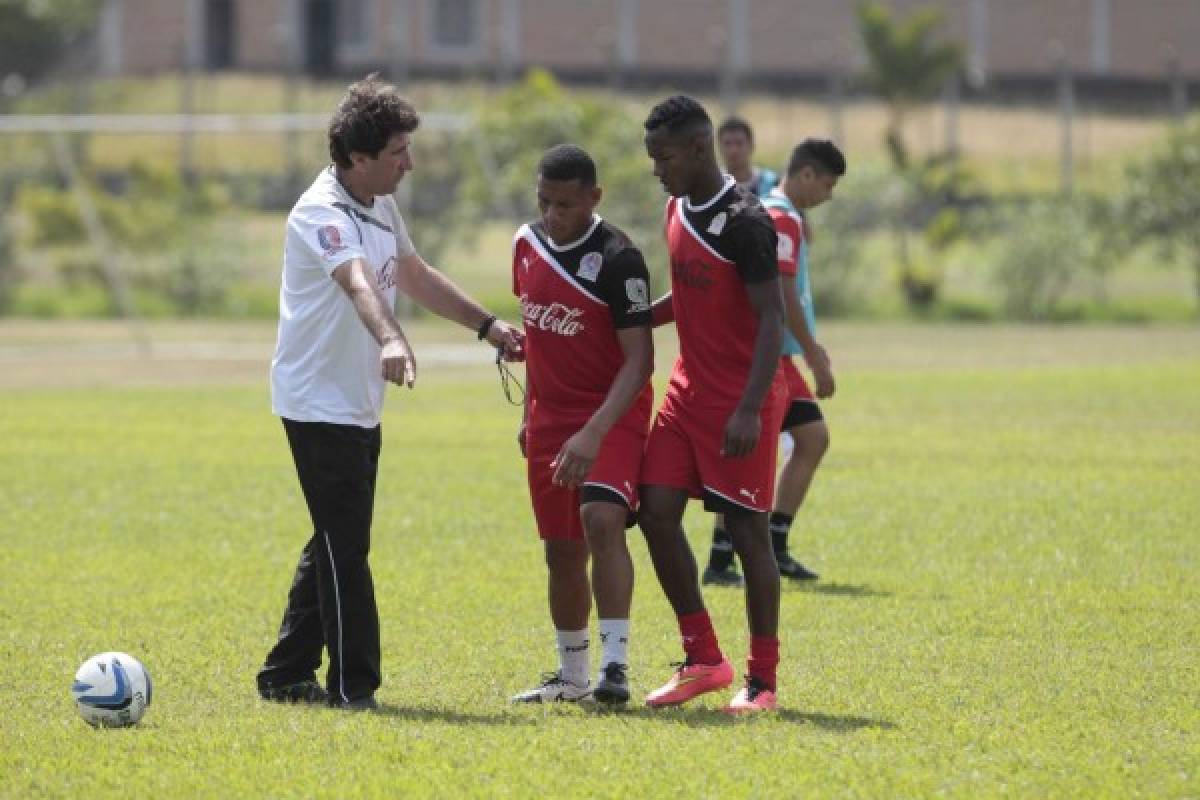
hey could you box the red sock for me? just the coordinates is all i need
[677,610,723,665]
[748,635,780,690]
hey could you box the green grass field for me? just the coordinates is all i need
[1,322,1197,798]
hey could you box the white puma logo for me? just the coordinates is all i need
[738,487,761,504]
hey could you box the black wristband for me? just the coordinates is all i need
[477,315,497,341]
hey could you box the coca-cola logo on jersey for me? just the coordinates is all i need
[520,295,586,336]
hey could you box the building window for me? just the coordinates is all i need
[431,0,480,49]
[204,0,237,70]
[340,0,372,50]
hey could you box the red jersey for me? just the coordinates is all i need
[664,178,781,409]
[770,207,803,281]
[512,215,653,431]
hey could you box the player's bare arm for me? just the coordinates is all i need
[396,251,525,360]
[552,325,653,488]
[782,281,834,399]
[723,278,785,458]
[650,292,675,327]
[332,256,417,388]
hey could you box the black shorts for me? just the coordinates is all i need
[781,399,824,431]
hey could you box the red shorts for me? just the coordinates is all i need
[525,421,647,541]
[779,356,814,402]
[641,376,788,514]
[779,356,824,429]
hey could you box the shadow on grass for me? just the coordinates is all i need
[370,703,537,726]
[586,704,896,731]
[775,709,897,731]
[784,582,892,598]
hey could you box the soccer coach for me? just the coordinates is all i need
[257,75,523,710]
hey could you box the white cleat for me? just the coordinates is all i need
[512,671,592,703]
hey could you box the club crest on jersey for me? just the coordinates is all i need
[317,225,345,256]
[707,212,727,235]
[777,232,795,261]
[625,278,650,312]
[578,252,603,281]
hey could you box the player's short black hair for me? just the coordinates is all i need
[786,139,847,177]
[717,116,754,144]
[537,144,597,187]
[644,94,712,138]
[328,74,420,168]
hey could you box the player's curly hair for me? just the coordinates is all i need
[643,94,712,137]
[786,138,847,177]
[328,74,420,168]
[538,144,597,186]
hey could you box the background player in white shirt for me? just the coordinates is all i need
[258,75,522,711]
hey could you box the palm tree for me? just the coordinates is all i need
[857,2,963,309]
[858,1,962,170]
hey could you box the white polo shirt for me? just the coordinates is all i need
[271,167,417,428]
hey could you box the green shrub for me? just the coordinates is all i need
[9,282,115,317]
[222,285,282,319]
[454,69,668,293]
[807,164,890,317]
[1122,115,1200,313]
[12,161,232,315]
[988,199,1102,321]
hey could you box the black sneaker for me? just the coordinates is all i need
[777,553,819,581]
[258,680,328,705]
[592,662,630,705]
[702,565,745,588]
[331,694,378,712]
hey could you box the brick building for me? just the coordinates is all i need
[94,0,1200,87]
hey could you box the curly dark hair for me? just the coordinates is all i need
[328,74,420,168]
[643,94,712,137]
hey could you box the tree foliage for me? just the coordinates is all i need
[856,2,964,311]
[1122,116,1200,309]
[857,1,962,169]
[0,0,99,84]
[455,69,668,291]
[14,161,232,314]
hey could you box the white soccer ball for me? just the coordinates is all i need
[71,652,152,728]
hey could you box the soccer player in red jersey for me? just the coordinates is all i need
[510,145,654,705]
[639,96,788,713]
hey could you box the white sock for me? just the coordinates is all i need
[556,629,590,687]
[598,618,630,669]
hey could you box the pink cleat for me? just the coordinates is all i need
[723,677,777,714]
[644,658,734,708]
